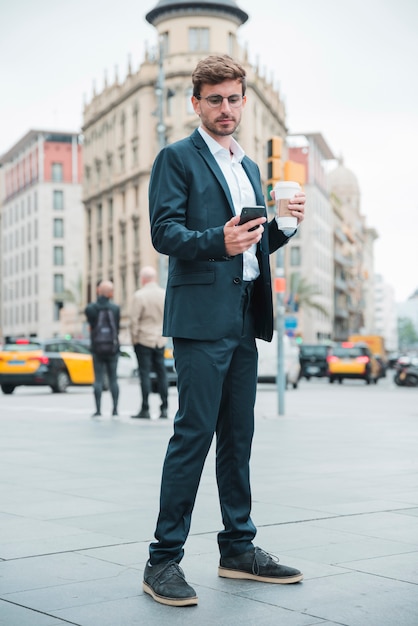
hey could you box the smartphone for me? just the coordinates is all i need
[239,206,266,230]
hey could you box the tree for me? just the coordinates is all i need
[286,273,329,318]
[398,317,418,351]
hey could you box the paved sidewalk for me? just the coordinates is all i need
[1,379,418,625]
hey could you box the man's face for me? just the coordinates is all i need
[192,79,246,140]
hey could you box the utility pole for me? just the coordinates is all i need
[275,249,286,415]
[155,36,167,286]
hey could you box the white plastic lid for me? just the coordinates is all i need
[274,181,301,189]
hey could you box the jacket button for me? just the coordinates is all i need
[233,277,241,285]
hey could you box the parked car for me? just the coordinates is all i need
[299,344,330,379]
[256,333,301,388]
[117,345,138,378]
[326,342,380,384]
[0,337,95,394]
[393,360,418,387]
[79,339,176,389]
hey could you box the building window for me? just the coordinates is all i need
[160,31,169,56]
[52,162,63,182]
[132,104,139,133]
[97,203,102,228]
[53,190,64,210]
[119,149,125,173]
[120,112,125,140]
[53,218,64,238]
[53,246,64,266]
[132,139,138,166]
[108,236,113,263]
[228,32,235,56]
[290,246,301,266]
[189,27,209,52]
[108,198,113,224]
[53,274,64,295]
[53,301,64,321]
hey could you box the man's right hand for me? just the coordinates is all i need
[224,215,266,256]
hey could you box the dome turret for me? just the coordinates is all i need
[146,0,249,26]
[328,159,360,197]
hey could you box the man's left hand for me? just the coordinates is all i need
[288,192,305,225]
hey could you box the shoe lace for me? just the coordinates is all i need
[252,547,280,575]
[155,561,185,582]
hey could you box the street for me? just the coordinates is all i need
[1,374,418,625]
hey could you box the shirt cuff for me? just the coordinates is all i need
[275,216,297,237]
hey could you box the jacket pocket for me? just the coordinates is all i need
[170,271,215,286]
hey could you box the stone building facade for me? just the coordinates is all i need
[82,0,378,344]
[82,0,289,339]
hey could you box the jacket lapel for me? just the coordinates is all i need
[191,130,235,215]
[190,129,265,214]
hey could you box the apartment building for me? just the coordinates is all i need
[0,130,84,340]
[374,274,398,352]
[284,133,335,343]
[328,160,376,338]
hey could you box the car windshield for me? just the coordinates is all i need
[3,342,41,352]
[333,347,366,358]
[300,346,328,357]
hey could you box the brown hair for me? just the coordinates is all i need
[192,55,247,98]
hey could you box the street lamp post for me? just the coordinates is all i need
[276,248,286,415]
[155,36,167,286]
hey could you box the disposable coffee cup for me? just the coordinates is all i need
[273,181,301,229]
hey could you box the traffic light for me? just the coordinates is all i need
[283,160,306,186]
[295,332,303,344]
[266,136,283,206]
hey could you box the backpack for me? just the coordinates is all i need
[91,307,119,356]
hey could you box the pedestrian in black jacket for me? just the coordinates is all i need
[85,280,120,417]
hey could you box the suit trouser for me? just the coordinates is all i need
[149,283,258,564]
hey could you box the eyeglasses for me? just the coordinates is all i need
[195,94,244,108]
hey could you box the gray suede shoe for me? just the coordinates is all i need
[143,560,198,606]
[219,547,303,584]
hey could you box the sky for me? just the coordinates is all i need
[1,0,417,302]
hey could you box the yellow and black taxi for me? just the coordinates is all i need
[0,337,95,394]
[326,342,380,385]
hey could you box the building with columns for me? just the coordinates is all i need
[82,0,291,339]
[82,0,378,345]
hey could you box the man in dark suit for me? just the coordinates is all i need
[143,55,305,607]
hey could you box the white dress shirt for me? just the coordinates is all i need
[198,127,260,281]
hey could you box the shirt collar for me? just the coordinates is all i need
[198,127,245,163]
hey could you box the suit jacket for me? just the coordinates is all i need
[149,129,291,342]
